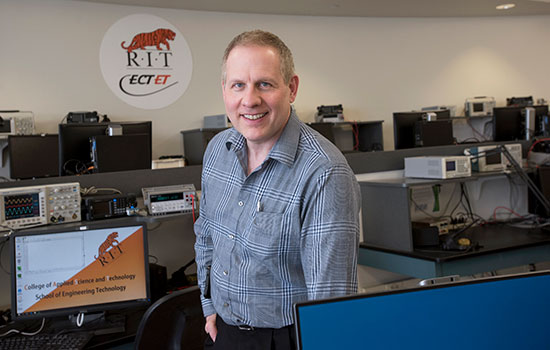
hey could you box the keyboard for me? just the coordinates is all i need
[0,332,93,350]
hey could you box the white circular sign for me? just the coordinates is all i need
[100,14,192,109]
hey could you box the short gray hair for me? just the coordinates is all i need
[222,30,295,85]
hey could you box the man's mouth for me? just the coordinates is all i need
[242,113,267,121]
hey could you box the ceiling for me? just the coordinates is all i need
[74,0,550,17]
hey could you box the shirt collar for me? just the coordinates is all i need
[225,107,300,168]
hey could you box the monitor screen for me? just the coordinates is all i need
[10,220,150,320]
[393,109,451,149]
[294,271,550,350]
[58,121,152,176]
[8,134,59,180]
[91,134,151,173]
[493,105,549,141]
[413,119,453,147]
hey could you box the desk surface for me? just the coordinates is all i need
[359,224,550,278]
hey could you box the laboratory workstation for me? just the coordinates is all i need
[2,0,550,349]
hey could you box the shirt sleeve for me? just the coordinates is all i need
[300,163,361,299]
[194,178,216,317]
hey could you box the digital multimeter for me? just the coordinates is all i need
[142,184,196,216]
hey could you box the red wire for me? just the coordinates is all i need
[492,206,526,221]
[191,194,196,223]
[343,116,360,151]
[527,137,550,161]
[466,118,486,141]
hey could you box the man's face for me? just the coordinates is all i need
[222,45,298,149]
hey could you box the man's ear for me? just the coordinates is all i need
[221,79,228,102]
[288,75,299,103]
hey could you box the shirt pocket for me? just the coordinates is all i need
[245,212,286,286]
[249,212,284,249]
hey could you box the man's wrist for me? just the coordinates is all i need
[201,299,216,318]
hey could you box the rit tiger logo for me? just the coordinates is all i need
[95,232,123,266]
[121,28,176,53]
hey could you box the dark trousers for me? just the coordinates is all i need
[204,316,296,350]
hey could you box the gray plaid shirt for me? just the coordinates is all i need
[194,109,361,328]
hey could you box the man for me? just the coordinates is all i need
[194,30,361,349]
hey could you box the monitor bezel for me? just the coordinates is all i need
[293,270,550,350]
[10,218,151,320]
[8,134,59,180]
[393,109,451,150]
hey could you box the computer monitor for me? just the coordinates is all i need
[8,134,59,180]
[393,109,451,149]
[58,121,152,176]
[493,105,549,141]
[294,271,550,350]
[10,220,151,321]
[90,134,151,173]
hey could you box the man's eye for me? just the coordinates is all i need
[259,82,272,88]
[232,83,244,89]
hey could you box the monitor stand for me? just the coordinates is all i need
[50,312,126,335]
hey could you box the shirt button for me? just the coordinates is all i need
[224,303,229,307]
[223,270,228,276]
[228,234,234,239]
[238,201,244,207]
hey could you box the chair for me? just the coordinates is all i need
[135,286,206,350]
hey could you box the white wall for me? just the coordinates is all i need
[1,0,549,158]
[1,0,550,293]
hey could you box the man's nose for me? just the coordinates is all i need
[242,87,261,107]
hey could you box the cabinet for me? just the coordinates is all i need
[308,121,384,152]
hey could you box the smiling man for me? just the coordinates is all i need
[194,30,361,350]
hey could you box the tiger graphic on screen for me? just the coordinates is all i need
[121,28,176,53]
[94,232,120,259]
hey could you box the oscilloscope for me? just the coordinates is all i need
[0,183,81,231]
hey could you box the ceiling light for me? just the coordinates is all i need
[496,3,516,10]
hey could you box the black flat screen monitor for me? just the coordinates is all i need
[58,121,152,176]
[493,105,549,141]
[294,271,550,350]
[413,120,453,147]
[10,220,150,320]
[91,134,151,173]
[393,109,451,150]
[8,134,59,180]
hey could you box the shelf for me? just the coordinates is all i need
[450,115,493,120]
[135,212,194,223]
[308,120,384,152]
[357,169,522,188]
